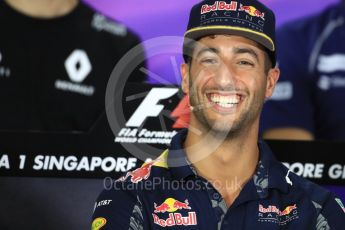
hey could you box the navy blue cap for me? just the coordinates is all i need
[183,0,276,65]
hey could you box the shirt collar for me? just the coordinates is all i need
[167,130,290,196]
[254,141,290,198]
[167,129,195,180]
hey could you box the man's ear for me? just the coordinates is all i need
[265,67,280,98]
[181,63,190,94]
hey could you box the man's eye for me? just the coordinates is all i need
[201,58,218,64]
[238,60,254,66]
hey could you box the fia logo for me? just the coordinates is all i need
[126,88,179,127]
[114,87,180,146]
[125,88,190,128]
[0,51,11,78]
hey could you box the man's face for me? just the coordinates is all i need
[181,35,279,137]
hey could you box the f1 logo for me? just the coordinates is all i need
[126,88,179,127]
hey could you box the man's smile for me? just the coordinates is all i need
[205,91,244,112]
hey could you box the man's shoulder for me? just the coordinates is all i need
[106,150,171,194]
[92,150,172,220]
[266,157,332,204]
[288,170,345,227]
[288,170,336,207]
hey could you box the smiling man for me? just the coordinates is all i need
[92,0,345,229]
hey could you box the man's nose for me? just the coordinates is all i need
[214,63,237,87]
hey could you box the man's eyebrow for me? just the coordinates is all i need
[195,47,219,58]
[233,47,259,61]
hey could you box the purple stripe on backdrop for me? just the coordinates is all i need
[83,0,339,84]
[84,0,339,29]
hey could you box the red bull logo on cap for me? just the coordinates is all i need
[201,1,238,14]
[239,4,265,20]
[152,198,197,227]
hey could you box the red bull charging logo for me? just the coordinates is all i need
[117,161,154,183]
[154,198,191,213]
[259,204,297,216]
[152,198,197,227]
[239,4,265,20]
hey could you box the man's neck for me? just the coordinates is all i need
[184,120,260,206]
[5,0,79,19]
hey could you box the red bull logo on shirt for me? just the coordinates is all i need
[152,198,197,227]
[117,161,154,183]
[201,1,238,14]
[154,198,191,213]
[238,4,265,20]
[259,204,297,216]
[258,204,299,225]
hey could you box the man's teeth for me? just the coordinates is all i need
[210,94,240,108]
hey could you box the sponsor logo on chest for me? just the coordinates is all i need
[91,217,107,230]
[152,198,197,227]
[54,49,95,96]
[93,199,112,212]
[258,204,299,225]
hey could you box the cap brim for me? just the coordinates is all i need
[184,26,275,51]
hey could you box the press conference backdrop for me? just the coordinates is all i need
[1,83,345,230]
[1,1,345,229]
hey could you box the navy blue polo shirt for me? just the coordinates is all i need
[92,130,345,229]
